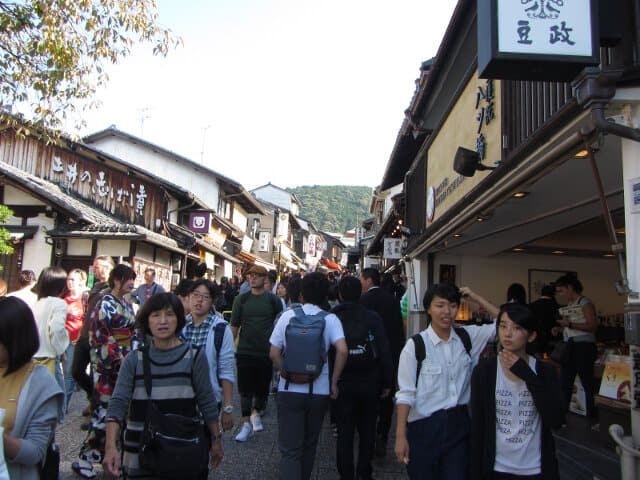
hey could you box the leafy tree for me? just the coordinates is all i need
[0,0,180,132]
[0,205,14,269]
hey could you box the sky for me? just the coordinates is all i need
[80,0,459,190]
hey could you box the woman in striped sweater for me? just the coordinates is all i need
[102,293,223,479]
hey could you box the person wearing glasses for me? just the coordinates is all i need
[181,279,235,435]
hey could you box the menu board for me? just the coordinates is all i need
[598,361,632,402]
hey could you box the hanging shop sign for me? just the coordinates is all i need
[189,212,211,233]
[478,0,599,81]
[383,238,402,259]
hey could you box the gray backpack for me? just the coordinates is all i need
[281,307,328,394]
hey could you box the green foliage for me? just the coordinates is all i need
[0,0,181,132]
[0,205,14,269]
[287,185,372,234]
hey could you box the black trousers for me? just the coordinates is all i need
[336,384,378,480]
[236,354,272,417]
[71,335,93,397]
[561,341,597,417]
[377,354,399,440]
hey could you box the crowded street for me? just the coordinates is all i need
[2,1,640,480]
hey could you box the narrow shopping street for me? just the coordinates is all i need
[57,386,409,480]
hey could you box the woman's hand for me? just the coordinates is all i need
[498,350,519,371]
[102,445,121,477]
[558,316,570,327]
[221,411,234,432]
[394,435,410,465]
[210,438,224,469]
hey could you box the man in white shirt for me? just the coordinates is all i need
[270,272,348,480]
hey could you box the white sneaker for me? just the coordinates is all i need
[251,412,264,432]
[235,421,254,442]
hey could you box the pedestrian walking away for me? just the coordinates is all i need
[359,267,405,458]
[230,265,283,442]
[270,272,348,480]
[394,283,497,480]
[331,275,394,480]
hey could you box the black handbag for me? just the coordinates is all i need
[39,443,59,480]
[138,344,209,479]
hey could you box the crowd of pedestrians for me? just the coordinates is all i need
[0,256,596,480]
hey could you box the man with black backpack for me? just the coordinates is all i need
[230,265,283,442]
[331,276,393,480]
[269,272,348,480]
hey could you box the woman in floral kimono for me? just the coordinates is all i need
[73,264,137,479]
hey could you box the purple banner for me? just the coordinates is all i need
[189,212,210,233]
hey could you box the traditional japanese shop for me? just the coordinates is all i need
[0,123,208,291]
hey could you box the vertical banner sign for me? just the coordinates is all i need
[258,232,270,252]
[277,213,289,241]
[189,212,211,233]
[308,234,316,256]
[478,0,599,81]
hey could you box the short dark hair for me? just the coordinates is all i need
[0,297,40,375]
[135,293,186,336]
[108,264,137,289]
[555,273,583,294]
[35,266,68,299]
[288,277,302,304]
[497,302,538,335]
[540,284,556,297]
[193,261,207,278]
[267,270,277,284]
[506,283,526,304]
[18,270,36,287]
[189,279,219,302]
[338,276,361,302]
[301,272,329,306]
[145,268,156,275]
[423,282,461,315]
[173,278,195,298]
[361,268,380,286]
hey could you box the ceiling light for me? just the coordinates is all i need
[513,192,529,198]
[603,253,615,258]
[615,227,625,235]
[512,248,524,252]
[574,150,589,159]
[452,233,462,238]
[552,250,566,254]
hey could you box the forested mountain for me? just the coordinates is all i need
[286,185,372,234]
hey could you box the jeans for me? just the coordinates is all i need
[64,343,76,411]
[276,391,329,480]
[406,406,470,480]
[335,384,378,480]
[561,341,597,417]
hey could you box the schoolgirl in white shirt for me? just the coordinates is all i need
[394,283,496,480]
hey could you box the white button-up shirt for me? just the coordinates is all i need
[396,323,496,423]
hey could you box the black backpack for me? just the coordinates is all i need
[338,308,377,373]
[411,327,471,387]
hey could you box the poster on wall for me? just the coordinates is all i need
[599,361,632,402]
[569,375,587,416]
[132,257,172,292]
[528,269,575,303]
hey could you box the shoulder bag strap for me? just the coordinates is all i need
[411,334,426,387]
[142,343,152,398]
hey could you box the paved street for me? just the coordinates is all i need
[57,388,409,480]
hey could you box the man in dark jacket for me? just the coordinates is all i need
[72,255,114,411]
[332,276,393,480]
[359,267,405,458]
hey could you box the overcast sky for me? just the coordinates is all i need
[80,0,459,189]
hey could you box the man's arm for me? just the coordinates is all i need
[331,338,348,399]
[270,345,282,370]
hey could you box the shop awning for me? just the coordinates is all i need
[194,237,241,264]
[4,225,39,241]
[254,259,277,270]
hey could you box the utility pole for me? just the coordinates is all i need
[201,125,211,162]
